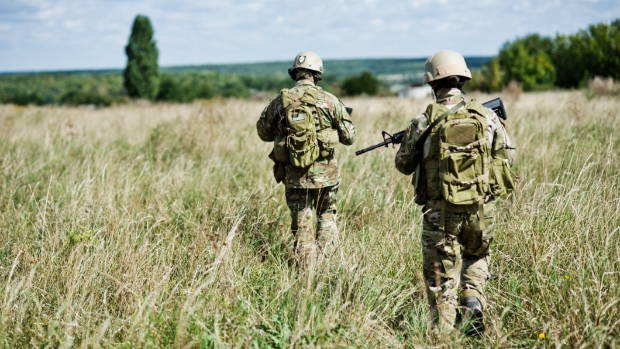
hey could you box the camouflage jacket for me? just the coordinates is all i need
[257,80,357,189]
[395,89,516,184]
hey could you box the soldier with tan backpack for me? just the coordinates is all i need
[394,50,516,336]
[256,51,357,269]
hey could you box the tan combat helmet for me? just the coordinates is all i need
[423,50,472,85]
[288,51,324,75]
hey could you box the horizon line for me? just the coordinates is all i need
[0,55,493,76]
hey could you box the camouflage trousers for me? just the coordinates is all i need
[285,185,339,268]
[421,200,496,333]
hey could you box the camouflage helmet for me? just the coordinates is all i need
[288,51,324,75]
[423,50,472,85]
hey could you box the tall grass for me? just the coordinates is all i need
[0,91,619,348]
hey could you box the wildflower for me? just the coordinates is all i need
[538,333,546,339]
[564,274,570,280]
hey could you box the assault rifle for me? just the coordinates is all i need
[355,98,507,156]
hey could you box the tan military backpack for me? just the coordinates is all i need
[414,100,493,229]
[280,87,321,168]
[433,100,491,205]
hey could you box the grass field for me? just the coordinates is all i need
[0,91,619,348]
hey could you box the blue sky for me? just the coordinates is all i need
[0,0,619,72]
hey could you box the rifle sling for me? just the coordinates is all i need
[413,101,465,152]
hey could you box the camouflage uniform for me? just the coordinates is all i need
[395,89,516,333]
[257,79,356,266]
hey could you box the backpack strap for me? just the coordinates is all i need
[300,87,318,105]
[478,198,485,231]
[440,139,487,151]
[283,101,302,114]
[413,101,465,153]
[465,99,486,117]
[439,172,489,186]
[280,89,294,108]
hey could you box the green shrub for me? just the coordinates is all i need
[58,90,115,106]
[156,74,213,102]
[1,90,45,106]
[341,71,379,96]
[220,77,249,98]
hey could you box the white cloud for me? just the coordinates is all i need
[1,0,620,71]
[244,2,265,10]
[63,19,82,30]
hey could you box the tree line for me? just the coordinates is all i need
[7,15,615,106]
[0,15,383,107]
[469,19,620,92]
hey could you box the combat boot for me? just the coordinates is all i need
[461,296,484,336]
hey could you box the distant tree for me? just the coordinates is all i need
[550,34,588,88]
[497,34,556,91]
[123,15,159,99]
[469,57,503,92]
[488,21,620,90]
[579,20,620,82]
[342,71,379,96]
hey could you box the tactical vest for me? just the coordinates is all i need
[273,86,338,168]
[423,100,492,205]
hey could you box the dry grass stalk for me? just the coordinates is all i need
[588,76,620,96]
[502,80,523,102]
[0,91,619,347]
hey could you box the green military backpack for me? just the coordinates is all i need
[437,100,491,205]
[280,87,320,168]
[421,100,491,206]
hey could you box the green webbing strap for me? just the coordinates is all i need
[439,200,446,232]
[439,172,489,187]
[284,101,302,113]
[440,138,487,151]
[478,199,485,231]
[413,101,466,153]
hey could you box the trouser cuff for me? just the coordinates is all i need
[461,289,482,302]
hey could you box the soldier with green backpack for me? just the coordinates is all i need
[395,50,516,336]
[256,51,357,269]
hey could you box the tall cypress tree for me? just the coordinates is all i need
[123,15,159,99]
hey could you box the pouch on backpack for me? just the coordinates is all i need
[273,134,289,163]
[281,88,320,168]
[489,158,517,196]
[316,128,338,158]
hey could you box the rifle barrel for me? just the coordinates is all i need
[355,141,390,155]
[355,98,507,156]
